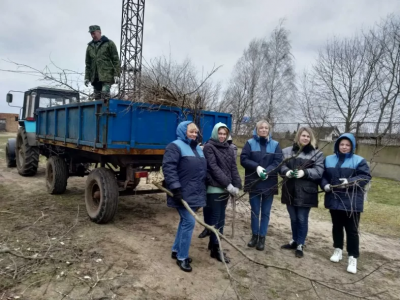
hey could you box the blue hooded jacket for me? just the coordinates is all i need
[321,133,371,212]
[240,127,283,196]
[162,121,207,208]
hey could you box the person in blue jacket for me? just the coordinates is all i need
[240,120,283,251]
[321,133,371,274]
[162,121,207,272]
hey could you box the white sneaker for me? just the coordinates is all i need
[330,248,343,262]
[347,256,357,274]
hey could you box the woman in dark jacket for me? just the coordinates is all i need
[198,133,238,239]
[321,133,371,274]
[280,127,324,258]
[162,121,207,272]
[203,123,242,263]
[240,120,283,251]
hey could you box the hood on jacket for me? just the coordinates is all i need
[252,127,271,141]
[334,133,356,155]
[176,121,196,144]
[211,122,229,142]
[88,35,109,45]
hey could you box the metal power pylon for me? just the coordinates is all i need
[119,0,145,98]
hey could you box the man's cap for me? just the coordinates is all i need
[89,25,101,32]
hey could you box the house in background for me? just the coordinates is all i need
[310,126,340,141]
[0,113,18,132]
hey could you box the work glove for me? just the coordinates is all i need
[256,166,268,180]
[338,178,349,188]
[114,76,120,84]
[295,169,305,179]
[324,184,331,193]
[171,188,183,205]
[84,79,90,87]
[226,184,239,197]
[286,170,296,178]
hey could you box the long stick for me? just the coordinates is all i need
[231,195,236,238]
[152,181,387,299]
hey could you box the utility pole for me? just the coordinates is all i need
[119,0,145,99]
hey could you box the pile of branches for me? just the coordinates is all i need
[122,56,221,111]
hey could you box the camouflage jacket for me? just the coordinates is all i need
[85,36,120,83]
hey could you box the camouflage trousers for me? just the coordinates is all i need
[92,81,112,100]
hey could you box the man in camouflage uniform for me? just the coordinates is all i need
[85,25,120,100]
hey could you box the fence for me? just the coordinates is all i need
[271,122,400,146]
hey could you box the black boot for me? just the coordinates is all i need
[208,240,212,250]
[171,252,192,263]
[198,228,211,238]
[256,236,266,251]
[247,234,259,248]
[176,258,192,272]
[210,244,230,263]
[281,240,297,250]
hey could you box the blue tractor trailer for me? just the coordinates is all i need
[5,88,231,224]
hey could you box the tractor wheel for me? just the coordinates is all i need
[85,168,119,224]
[15,127,39,176]
[46,156,68,194]
[5,139,16,168]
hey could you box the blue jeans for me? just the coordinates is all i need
[249,193,273,237]
[207,193,229,245]
[172,207,196,260]
[286,205,311,245]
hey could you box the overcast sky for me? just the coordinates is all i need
[0,0,399,114]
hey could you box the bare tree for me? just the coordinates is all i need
[312,31,383,132]
[223,69,252,135]
[296,70,332,127]
[224,20,295,134]
[257,20,296,124]
[369,15,400,134]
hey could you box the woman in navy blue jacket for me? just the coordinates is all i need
[162,121,207,272]
[240,120,283,251]
[321,133,371,274]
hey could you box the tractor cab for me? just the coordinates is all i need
[7,86,80,122]
[8,87,80,123]
[5,87,80,176]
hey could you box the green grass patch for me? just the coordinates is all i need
[367,177,400,206]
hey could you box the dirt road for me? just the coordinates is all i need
[1,145,399,299]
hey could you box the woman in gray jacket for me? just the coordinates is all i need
[280,127,324,258]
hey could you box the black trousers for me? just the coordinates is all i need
[92,80,111,100]
[207,193,229,245]
[330,210,361,258]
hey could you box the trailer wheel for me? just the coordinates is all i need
[85,168,119,224]
[46,156,68,194]
[15,127,39,176]
[5,139,17,168]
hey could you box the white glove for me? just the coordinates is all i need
[338,178,349,188]
[324,184,331,193]
[286,170,294,178]
[296,170,305,179]
[226,184,239,197]
[256,166,268,180]
[114,76,120,84]
[84,79,90,87]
